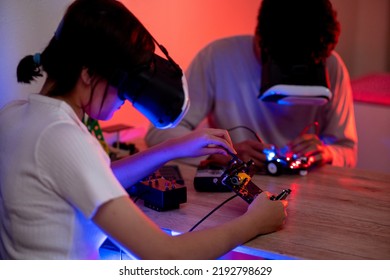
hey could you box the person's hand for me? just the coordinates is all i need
[234,140,274,169]
[245,191,288,235]
[200,140,273,170]
[288,134,333,166]
[165,128,236,159]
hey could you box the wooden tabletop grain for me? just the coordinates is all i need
[135,163,390,260]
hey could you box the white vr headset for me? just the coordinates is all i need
[260,84,331,105]
[259,59,332,105]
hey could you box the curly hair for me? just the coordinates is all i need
[256,0,340,65]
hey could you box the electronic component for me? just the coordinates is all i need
[225,124,315,176]
[218,159,262,203]
[270,189,291,200]
[263,146,311,176]
[193,164,231,192]
[127,166,187,211]
[158,165,184,185]
[218,158,291,203]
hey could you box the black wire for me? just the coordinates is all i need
[300,121,320,136]
[188,194,239,232]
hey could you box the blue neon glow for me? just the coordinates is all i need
[99,228,298,260]
[263,148,277,161]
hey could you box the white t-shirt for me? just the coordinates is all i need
[0,94,127,259]
[146,35,357,167]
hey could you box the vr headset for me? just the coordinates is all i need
[259,57,332,106]
[55,15,189,129]
[116,50,189,129]
[116,38,190,129]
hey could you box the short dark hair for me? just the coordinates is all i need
[17,0,155,97]
[256,0,340,64]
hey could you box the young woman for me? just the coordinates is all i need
[0,0,287,259]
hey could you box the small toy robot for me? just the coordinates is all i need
[263,146,312,176]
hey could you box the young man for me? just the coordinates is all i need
[146,0,357,170]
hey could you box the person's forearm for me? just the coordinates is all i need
[145,123,193,147]
[95,196,260,259]
[134,213,259,260]
[94,193,285,260]
[167,215,258,259]
[111,140,176,188]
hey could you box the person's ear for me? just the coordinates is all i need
[80,67,92,86]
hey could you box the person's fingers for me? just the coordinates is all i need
[290,135,322,156]
[307,153,322,165]
[280,200,288,207]
[289,134,321,150]
[202,129,237,154]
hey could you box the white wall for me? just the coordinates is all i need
[0,0,72,108]
[332,0,390,78]
[354,103,390,174]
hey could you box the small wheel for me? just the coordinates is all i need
[299,169,308,176]
[230,176,242,186]
[267,161,281,176]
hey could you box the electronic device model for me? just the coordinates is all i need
[127,165,186,211]
[263,146,311,176]
[217,158,291,203]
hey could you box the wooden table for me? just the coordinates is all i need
[135,163,390,260]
